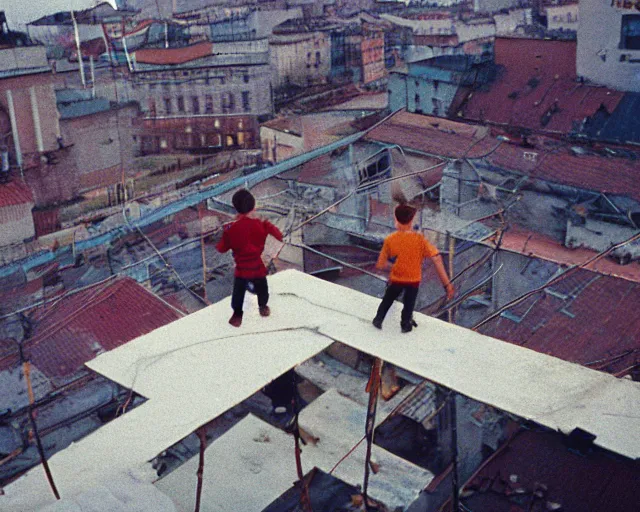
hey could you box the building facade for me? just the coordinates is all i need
[577,0,640,91]
[546,3,579,32]
[269,22,332,93]
[127,40,272,155]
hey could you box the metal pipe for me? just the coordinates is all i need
[89,56,96,98]
[5,89,22,170]
[29,87,44,153]
[70,10,86,87]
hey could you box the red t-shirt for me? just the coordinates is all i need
[216,214,283,278]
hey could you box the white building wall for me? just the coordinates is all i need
[577,0,640,91]
[473,0,521,14]
[494,8,532,35]
[270,32,331,89]
[0,204,35,246]
[546,3,579,31]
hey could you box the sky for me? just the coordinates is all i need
[3,0,118,29]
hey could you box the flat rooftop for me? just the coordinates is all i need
[2,270,639,510]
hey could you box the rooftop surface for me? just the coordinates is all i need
[457,38,625,135]
[479,268,640,376]
[366,110,640,202]
[133,42,213,66]
[0,180,34,208]
[2,270,639,510]
[460,428,640,512]
[0,277,183,383]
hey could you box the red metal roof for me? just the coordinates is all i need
[459,429,640,512]
[478,268,640,376]
[0,180,34,208]
[366,110,640,202]
[15,277,182,382]
[134,42,213,65]
[457,38,624,134]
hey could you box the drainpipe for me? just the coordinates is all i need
[29,87,44,153]
[89,56,96,98]
[70,10,86,88]
[5,89,23,173]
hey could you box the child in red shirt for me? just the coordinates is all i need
[216,189,283,327]
[373,203,454,333]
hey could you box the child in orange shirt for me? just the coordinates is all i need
[373,203,454,333]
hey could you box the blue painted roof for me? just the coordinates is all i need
[594,93,640,145]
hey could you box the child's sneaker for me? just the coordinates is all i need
[372,317,383,329]
[229,313,243,327]
[259,306,271,317]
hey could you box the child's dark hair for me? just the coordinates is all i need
[232,189,255,214]
[395,204,416,226]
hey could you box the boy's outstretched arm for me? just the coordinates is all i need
[431,254,455,300]
[264,220,284,242]
[216,225,231,253]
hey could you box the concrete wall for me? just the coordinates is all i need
[389,72,460,118]
[494,8,533,35]
[577,0,640,91]
[260,126,304,163]
[566,217,640,263]
[473,0,520,14]
[0,71,61,165]
[270,31,331,89]
[60,104,138,191]
[546,3,579,32]
[0,204,35,246]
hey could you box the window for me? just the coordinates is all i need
[621,15,640,50]
[222,92,235,113]
[243,73,250,84]
[192,96,200,114]
[242,91,250,112]
[148,98,156,115]
[433,80,439,92]
[315,51,321,67]
[214,119,220,129]
[177,96,185,113]
[164,97,172,114]
[205,94,213,114]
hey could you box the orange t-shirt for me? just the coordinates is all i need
[377,231,439,285]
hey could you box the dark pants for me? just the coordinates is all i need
[374,283,419,326]
[231,276,269,314]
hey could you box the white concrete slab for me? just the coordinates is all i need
[36,473,177,512]
[3,269,640,510]
[298,389,434,509]
[155,414,298,512]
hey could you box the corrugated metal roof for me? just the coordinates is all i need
[458,38,624,134]
[366,110,640,202]
[461,429,640,512]
[0,180,34,208]
[479,268,640,376]
[17,277,182,381]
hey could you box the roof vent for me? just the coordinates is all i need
[570,146,588,156]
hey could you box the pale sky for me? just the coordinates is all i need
[3,0,118,29]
